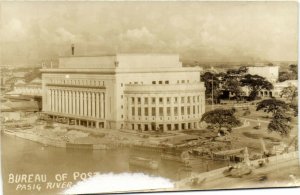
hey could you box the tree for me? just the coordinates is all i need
[256,99,289,115]
[222,77,244,101]
[280,86,297,103]
[201,108,241,135]
[240,74,273,101]
[201,72,222,104]
[256,99,292,137]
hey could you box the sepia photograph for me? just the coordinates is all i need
[0,0,299,194]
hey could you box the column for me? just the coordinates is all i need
[47,89,51,111]
[58,89,61,113]
[69,91,72,114]
[84,91,87,116]
[92,92,95,117]
[65,90,68,114]
[72,91,76,115]
[76,91,80,115]
[87,92,91,117]
[101,93,105,118]
[80,91,84,116]
[96,92,100,118]
[50,89,54,112]
[55,89,58,112]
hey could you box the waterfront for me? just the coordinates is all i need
[1,133,227,195]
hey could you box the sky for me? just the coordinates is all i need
[0,1,298,66]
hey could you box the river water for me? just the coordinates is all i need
[1,134,227,195]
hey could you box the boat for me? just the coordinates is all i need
[129,157,159,170]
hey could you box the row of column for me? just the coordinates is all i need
[47,89,105,119]
[127,94,204,119]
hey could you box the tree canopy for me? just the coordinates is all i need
[256,99,289,114]
[201,108,241,133]
[240,74,273,100]
[256,99,292,137]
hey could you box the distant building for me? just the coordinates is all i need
[258,80,297,98]
[41,54,206,131]
[247,66,279,83]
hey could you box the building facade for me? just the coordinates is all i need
[41,54,205,131]
[247,66,279,83]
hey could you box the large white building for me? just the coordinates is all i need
[41,54,206,131]
[247,66,279,83]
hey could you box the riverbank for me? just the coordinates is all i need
[175,151,300,190]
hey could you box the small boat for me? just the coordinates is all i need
[129,157,159,170]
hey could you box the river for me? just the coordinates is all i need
[1,133,227,195]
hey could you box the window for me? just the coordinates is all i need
[138,107,141,116]
[132,107,135,116]
[167,107,171,116]
[152,107,156,116]
[174,97,178,103]
[138,97,141,104]
[181,80,185,83]
[181,97,185,103]
[177,80,180,84]
[193,96,195,103]
[187,107,190,114]
[121,95,123,99]
[159,98,163,104]
[121,105,123,109]
[145,108,149,116]
[165,80,169,84]
[181,106,185,115]
[159,107,164,116]
[174,107,178,116]
[167,97,170,104]
[131,97,135,104]
[193,106,196,114]
[187,97,190,103]
[152,81,156,84]
[134,82,138,84]
[121,115,123,118]
[159,81,163,84]
[152,98,156,104]
[144,97,148,104]
[121,83,123,87]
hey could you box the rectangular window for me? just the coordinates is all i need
[167,97,170,104]
[138,97,141,104]
[145,108,149,116]
[152,107,156,116]
[181,97,185,103]
[132,107,135,116]
[152,81,156,84]
[121,83,123,87]
[181,80,185,83]
[152,97,156,104]
[187,107,190,114]
[159,81,163,84]
[193,106,196,114]
[193,96,195,103]
[174,97,178,104]
[134,82,138,84]
[144,97,148,104]
[165,80,169,84]
[174,107,178,116]
[159,97,163,104]
[121,115,123,118]
[138,107,141,116]
[187,97,190,103]
[181,106,185,115]
[159,107,164,116]
[131,97,135,104]
[167,107,171,116]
